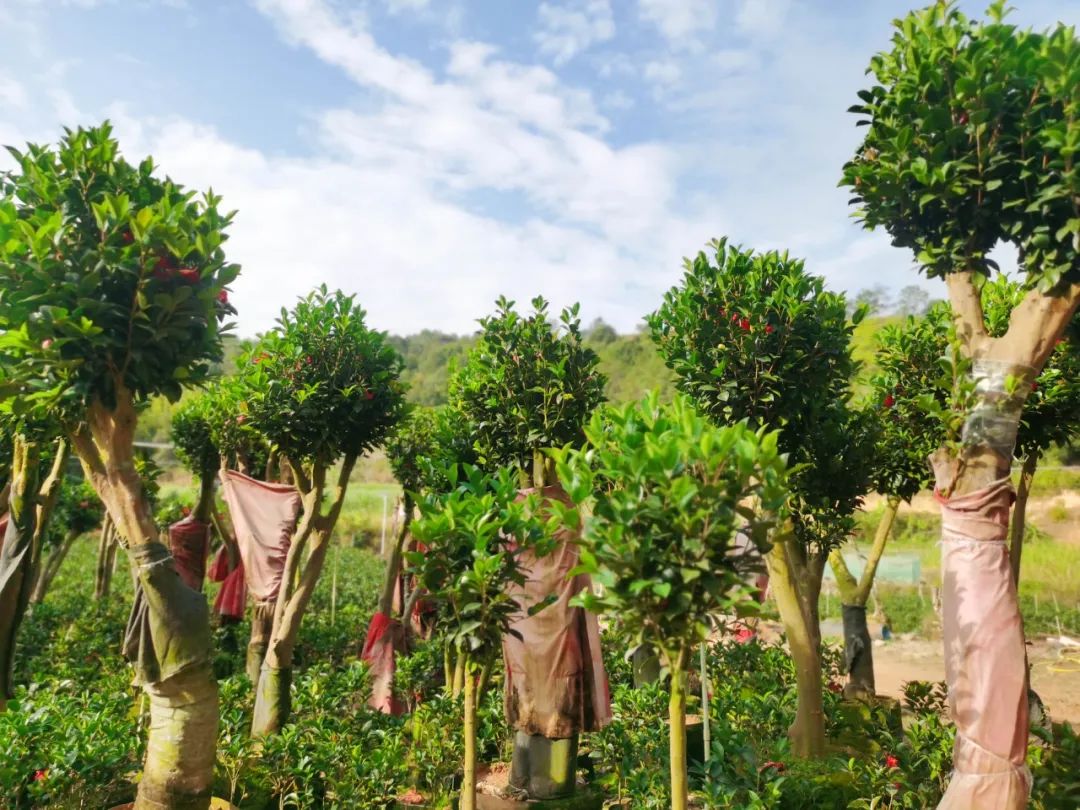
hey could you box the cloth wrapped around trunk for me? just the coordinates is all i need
[122,542,213,686]
[209,546,247,621]
[0,509,33,696]
[219,471,299,604]
[168,516,211,592]
[0,514,7,554]
[360,611,405,715]
[935,477,1030,810]
[503,485,612,738]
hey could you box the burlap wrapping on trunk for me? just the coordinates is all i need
[168,516,211,592]
[935,477,1030,810]
[360,611,406,715]
[503,485,611,738]
[122,542,213,686]
[219,470,299,602]
[209,546,247,621]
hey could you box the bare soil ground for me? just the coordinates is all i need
[872,637,1080,726]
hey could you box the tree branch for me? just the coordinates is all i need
[945,271,991,355]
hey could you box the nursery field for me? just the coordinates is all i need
[5,521,1080,810]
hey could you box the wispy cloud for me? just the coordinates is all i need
[535,0,615,65]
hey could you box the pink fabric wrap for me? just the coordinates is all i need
[209,546,248,621]
[219,470,300,603]
[360,611,405,715]
[168,516,211,592]
[0,514,7,554]
[503,486,612,738]
[936,477,1031,810]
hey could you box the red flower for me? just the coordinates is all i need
[883,394,895,409]
[1030,381,1038,392]
[957,112,969,125]
[765,324,775,334]
[121,230,134,244]
[236,414,247,425]
[155,255,175,271]
[760,761,785,774]
[306,356,314,365]
[827,681,843,693]
[33,769,48,782]
[740,318,751,331]
[41,338,54,350]
[178,267,200,284]
[218,289,229,304]
[732,313,740,322]
[365,390,375,400]
[734,626,755,644]
[885,754,899,769]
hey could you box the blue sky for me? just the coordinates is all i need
[1,0,1078,337]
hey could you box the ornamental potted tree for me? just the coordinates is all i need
[238,286,407,735]
[169,394,223,591]
[409,465,552,810]
[0,122,238,809]
[551,392,789,810]
[648,239,873,759]
[829,303,950,697]
[448,296,608,801]
[841,6,1080,803]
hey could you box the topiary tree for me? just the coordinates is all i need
[829,303,950,697]
[551,392,789,810]
[409,465,551,810]
[238,285,406,735]
[30,478,104,604]
[171,394,222,522]
[841,5,1080,802]
[649,238,871,758]
[0,122,238,808]
[449,296,606,486]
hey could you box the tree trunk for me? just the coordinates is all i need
[668,653,689,810]
[377,494,412,617]
[1008,454,1038,586]
[0,437,41,710]
[30,529,79,605]
[828,495,900,697]
[461,656,477,810]
[767,535,825,758]
[251,456,356,735]
[193,473,215,524]
[72,395,219,810]
[247,601,274,683]
[94,517,117,601]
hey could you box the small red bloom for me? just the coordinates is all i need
[41,338,54,350]
[155,255,175,272]
[885,754,899,769]
[883,394,896,409]
[218,289,229,304]
[827,681,843,693]
[178,267,200,284]
[734,626,755,644]
[236,414,247,425]
[33,769,48,782]
[1030,381,1038,392]
[765,324,775,334]
[957,112,969,125]
[732,313,740,322]
[740,318,751,331]
[760,761,785,774]
[121,230,134,244]
[306,356,314,365]
[365,390,375,400]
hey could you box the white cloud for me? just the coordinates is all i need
[637,0,717,41]
[385,0,429,12]
[535,0,615,66]
[643,59,680,86]
[0,75,27,108]
[735,0,791,38]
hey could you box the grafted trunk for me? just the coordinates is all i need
[1008,454,1038,586]
[94,518,119,601]
[828,496,900,697]
[0,437,41,710]
[30,529,79,605]
[246,601,274,683]
[72,394,218,810]
[251,455,356,735]
[767,534,825,759]
[377,494,413,618]
[461,656,477,810]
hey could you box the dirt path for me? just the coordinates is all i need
[872,636,1080,725]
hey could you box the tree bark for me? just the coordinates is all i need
[377,494,412,617]
[94,517,118,601]
[668,650,689,810]
[1008,454,1038,586]
[72,393,218,810]
[461,656,477,810]
[30,529,79,605]
[767,534,825,758]
[828,495,900,697]
[0,437,41,710]
[251,455,356,735]
[246,601,274,683]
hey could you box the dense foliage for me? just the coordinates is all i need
[449,296,606,474]
[170,394,221,481]
[842,2,1080,291]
